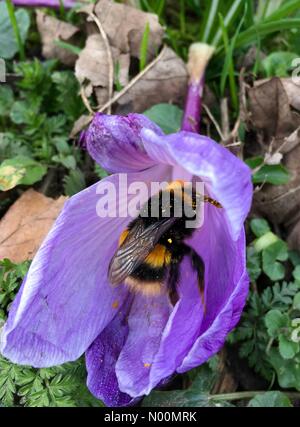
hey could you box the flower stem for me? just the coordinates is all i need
[5,0,25,61]
[209,390,300,402]
[181,43,214,133]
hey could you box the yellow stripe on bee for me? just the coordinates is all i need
[145,244,171,268]
[118,229,129,246]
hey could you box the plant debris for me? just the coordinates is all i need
[0,189,66,263]
[36,11,80,66]
[246,78,300,226]
[87,0,164,59]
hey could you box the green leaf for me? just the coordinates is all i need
[63,169,86,196]
[0,156,47,191]
[143,104,183,134]
[253,164,290,185]
[234,18,300,51]
[52,154,76,170]
[142,363,232,407]
[53,40,81,55]
[254,231,279,252]
[293,292,300,310]
[0,86,14,116]
[139,22,150,71]
[262,240,288,281]
[265,309,289,337]
[293,265,300,282]
[261,51,299,77]
[246,246,261,281]
[245,156,263,169]
[250,218,271,237]
[0,3,30,59]
[269,348,300,390]
[289,250,300,268]
[279,334,299,359]
[10,99,41,125]
[51,71,84,121]
[248,391,292,407]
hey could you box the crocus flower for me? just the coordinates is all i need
[0,44,252,406]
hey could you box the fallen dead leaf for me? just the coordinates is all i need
[70,114,92,139]
[0,189,66,263]
[249,78,300,148]
[36,11,80,66]
[255,77,300,111]
[93,0,164,60]
[211,349,238,395]
[281,77,300,111]
[116,46,188,113]
[288,219,300,250]
[246,78,300,225]
[75,34,130,106]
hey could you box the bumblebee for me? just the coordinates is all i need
[108,180,222,304]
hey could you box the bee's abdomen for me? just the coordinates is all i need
[125,244,171,296]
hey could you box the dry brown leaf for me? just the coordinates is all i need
[247,78,300,225]
[255,78,300,110]
[93,0,164,59]
[70,114,92,139]
[211,349,238,395]
[116,47,188,113]
[75,34,130,105]
[249,78,300,146]
[288,219,300,250]
[36,11,80,66]
[281,77,300,111]
[0,189,66,263]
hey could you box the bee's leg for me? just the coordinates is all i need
[168,260,180,305]
[182,244,205,308]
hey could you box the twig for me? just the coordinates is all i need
[267,184,300,203]
[224,141,241,148]
[98,45,167,113]
[73,45,168,135]
[202,103,225,141]
[209,390,300,402]
[221,98,230,141]
[88,13,114,114]
[80,87,94,115]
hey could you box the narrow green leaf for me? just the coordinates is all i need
[139,22,150,71]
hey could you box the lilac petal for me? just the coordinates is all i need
[115,293,172,398]
[85,113,163,173]
[178,229,248,372]
[12,0,76,7]
[1,165,169,367]
[146,258,205,395]
[86,296,134,407]
[141,129,252,241]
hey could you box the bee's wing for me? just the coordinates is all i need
[108,217,176,285]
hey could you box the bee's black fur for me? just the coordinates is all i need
[126,185,205,302]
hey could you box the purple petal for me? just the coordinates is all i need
[1,165,169,367]
[12,0,77,7]
[178,228,248,372]
[85,113,163,173]
[141,129,252,241]
[86,296,134,407]
[148,257,205,392]
[115,293,171,398]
